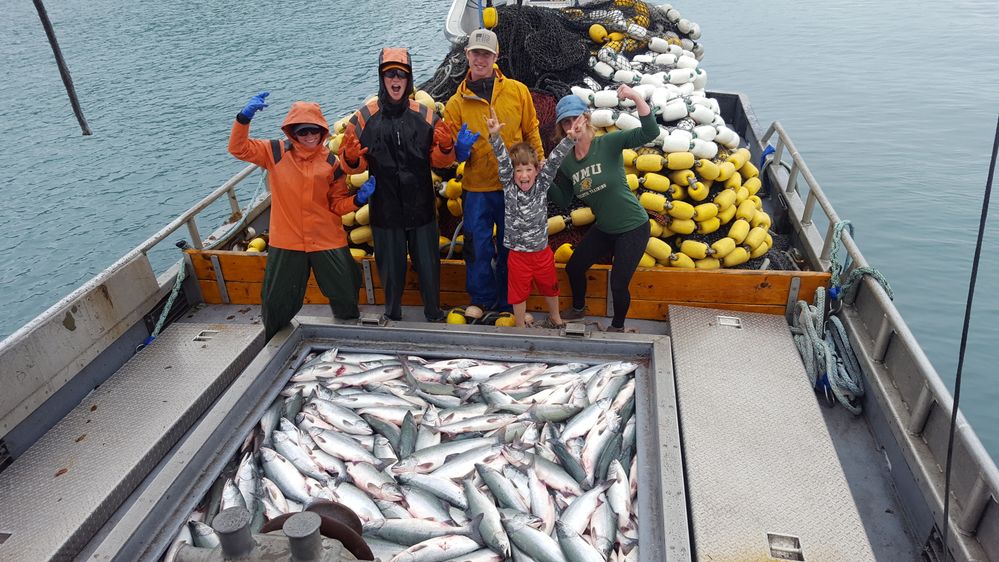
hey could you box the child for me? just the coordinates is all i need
[485,108,584,328]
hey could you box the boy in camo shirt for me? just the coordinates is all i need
[486,109,582,328]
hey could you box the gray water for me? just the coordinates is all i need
[2,1,997,461]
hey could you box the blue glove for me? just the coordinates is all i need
[454,123,480,163]
[356,176,376,205]
[239,91,269,121]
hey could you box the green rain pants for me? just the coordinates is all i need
[372,220,443,321]
[261,246,361,340]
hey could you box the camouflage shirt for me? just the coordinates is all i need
[491,135,576,252]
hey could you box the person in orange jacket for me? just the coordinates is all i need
[228,93,374,339]
[339,48,455,322]
[443,28,543,312]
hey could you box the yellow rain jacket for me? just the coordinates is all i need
[443,66,543,192]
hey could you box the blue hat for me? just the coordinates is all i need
[555,95,589,124]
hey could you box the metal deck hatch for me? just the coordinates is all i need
[669,306,876,560]
[0,322,261,560]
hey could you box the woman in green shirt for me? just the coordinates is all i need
[549,85,658,332]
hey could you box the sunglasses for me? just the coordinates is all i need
[295,127,323,137]
[383,68,409,79]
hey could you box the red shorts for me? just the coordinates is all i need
[507,247,559,304]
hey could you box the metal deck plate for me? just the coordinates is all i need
[669,306,875,561]
[0,323,261,560]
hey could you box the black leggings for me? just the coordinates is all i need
[566,221,651,328]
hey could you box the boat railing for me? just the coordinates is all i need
[761,121,999,556]
[0,164,262,459]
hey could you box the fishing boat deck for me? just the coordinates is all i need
[175,302,920,559]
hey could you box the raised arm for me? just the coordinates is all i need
[227,92,278,168]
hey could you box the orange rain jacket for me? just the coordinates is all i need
[228,102,358,252]
[443,66,543,192]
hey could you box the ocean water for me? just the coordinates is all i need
[1,0,997,462]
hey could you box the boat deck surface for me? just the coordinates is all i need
[0,301,918,560]
[180,302,920,559]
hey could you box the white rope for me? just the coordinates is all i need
[790,287,864,414]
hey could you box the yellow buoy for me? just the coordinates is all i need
[744,176,763,196]
[328,133,344,154]
[349,171,369,188]
[626,174,640,191]
[639,253,656,268]
[723,171,742,190]
[716,161,736,182]
[445,178,462,199]
[744,226,768,250]
[751,211,772,230]
[735,185,750,205]
[735,199,757,222]
[740,160,760,179]
[669,218,697,235]
[668,169,696,187]
[717,202,738,224]
[547,215,567,235]
[569,207,595,226]
[447,198,463,217]
[554,243,574,263]
[495,313,516,327]
[414,90,436,110]
[694,257,721,269]
[668,183,686,200]
[349,225,373,244]
[750,239,771,259]
[342,211,356,227]
[483,6,498,28]
[247,237,267,252]
[726,147,751,170]
[646,237,671,261]
[665,151,695,171]
[722,246,751,267]
[355,204,371,226]
[693,202,718,221]
[727,219,751,244]
[694,158,720,180]
[641,172,670,192]
[670,252,695,268]
[446,308,467,324]
[713,188,737,211]
[710,237,737,258]
[635,154,663,173]
[696,217,720,234]
[687,181,709,201]
[622,148,638,167]
[639,192,666,214]
[349,247,367,260]
[666,199,695,220]
[589,23,609,44]
[649,218,663,238]
[680,239,710,259]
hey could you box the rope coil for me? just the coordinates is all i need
[790,287,865,414]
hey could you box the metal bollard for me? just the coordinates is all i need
[212,507,254,559]
[284,511,322,561]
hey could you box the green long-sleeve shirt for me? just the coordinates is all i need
[549,111,659,234]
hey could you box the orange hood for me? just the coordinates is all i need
[281,101,331,151]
